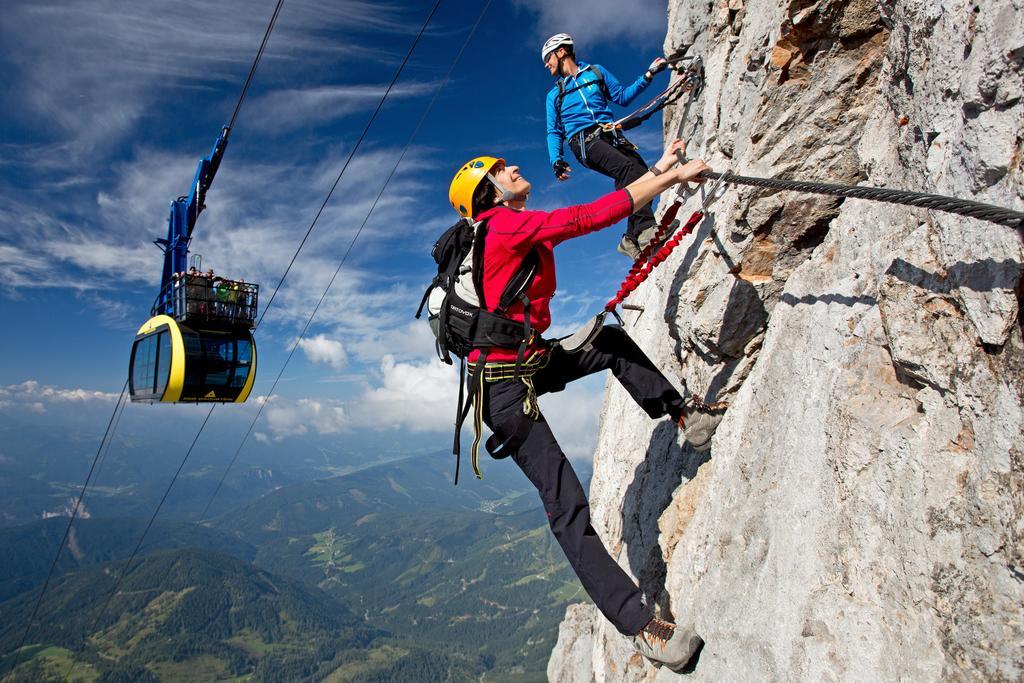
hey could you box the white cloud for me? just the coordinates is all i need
[537,375,604,460]
[345,319,438,365]
[351,355,459,432]
[346,353,602,460]
[0,381,120,405]
[264,397,348,439]
[515,0,667,48]
[297,334,348,369]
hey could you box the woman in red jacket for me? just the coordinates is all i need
[447,140,724,671]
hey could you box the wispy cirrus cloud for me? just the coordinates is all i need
[0,0,416,156]
[247,81,439,134]
[514,0,667,49]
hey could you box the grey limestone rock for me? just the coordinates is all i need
[548,0,1023,680]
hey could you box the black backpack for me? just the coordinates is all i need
[415,217,538,483]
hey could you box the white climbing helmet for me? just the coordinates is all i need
[541,33,573,62]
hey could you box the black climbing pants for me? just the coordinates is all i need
[569,128,655,242]
[481,325,685,636]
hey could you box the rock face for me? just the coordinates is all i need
[549,0,1023,680]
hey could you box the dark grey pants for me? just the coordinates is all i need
[569,130,656,242]
[481,326,684,635]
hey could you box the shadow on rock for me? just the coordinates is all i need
[888,257,1023,295]
[621,420,712,621]
[779,292,877,307]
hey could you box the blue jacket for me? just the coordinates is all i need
[545,61,652,165]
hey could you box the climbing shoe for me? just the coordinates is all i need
[637,225,659,252]
[630,616,703,671]
[678,397,727,452]
[617,234,642,260]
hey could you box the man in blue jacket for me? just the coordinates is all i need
[543,33,668,258]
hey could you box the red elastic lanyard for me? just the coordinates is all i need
[605,202,704,312]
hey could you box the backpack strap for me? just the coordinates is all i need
[414,277,438,319]
[553,65,609,135]
[495,250,538,381]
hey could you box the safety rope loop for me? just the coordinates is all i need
[605,209,705,312]
[702,171,1024,230]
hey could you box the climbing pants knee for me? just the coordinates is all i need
[481,326,685,635]
[569,130,656,242]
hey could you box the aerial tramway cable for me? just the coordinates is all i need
[52,1,458,680]
[199,0,495,523]
[1,4,287,681]
[255,0,441,329]
[227,0,285,131]
[2,381,128,681]
[58,405,217,683]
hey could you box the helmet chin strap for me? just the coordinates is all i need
[487,173,528,203]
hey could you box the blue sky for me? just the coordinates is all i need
[0,0,671,465]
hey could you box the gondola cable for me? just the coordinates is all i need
[255,0,442,330]
[60,406,217,683]
[2,380,128,681]
[227,0,285,132]
[53,2,448,680]
[1,3,286,680]
[198,0,494,523]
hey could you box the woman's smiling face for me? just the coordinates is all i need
[491,160,531,199]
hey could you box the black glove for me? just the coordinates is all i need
[553,159,570,179]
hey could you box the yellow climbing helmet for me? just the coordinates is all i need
[449,156,503,219]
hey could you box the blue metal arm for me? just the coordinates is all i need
[153,127,230,314]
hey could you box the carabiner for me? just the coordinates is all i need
[700,171,729,211]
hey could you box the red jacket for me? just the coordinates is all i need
[471,189,634,362]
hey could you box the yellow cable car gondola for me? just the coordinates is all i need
[129,127,259,403]
[129,279,258,403]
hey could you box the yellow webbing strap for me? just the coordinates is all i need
[467,352,550,479]
[470,367,486,479]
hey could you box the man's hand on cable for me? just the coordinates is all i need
[646,139,701,180]
[657,138,688,170]
[625,138,710,210]
[672,157,711,184]
[644,57,668,81]
[553,159,572,181]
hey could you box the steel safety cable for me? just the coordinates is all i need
[255,0,443,330]
[614,77,687,130]
[699,170,1024,230]
[2,380,128,681]
[60,405,217,683]
[197,0,495,524]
